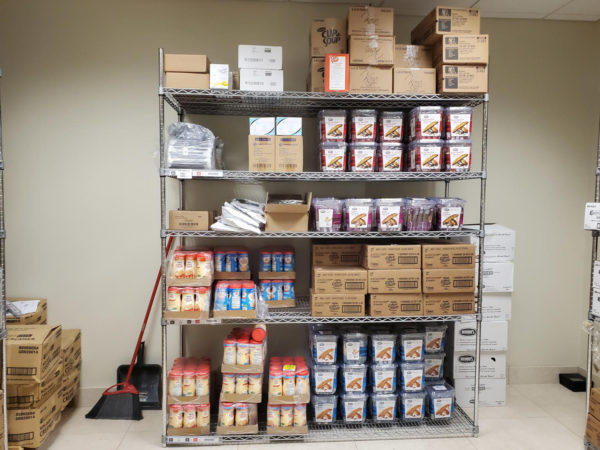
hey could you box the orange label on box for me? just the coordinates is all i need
[325,54,349,92]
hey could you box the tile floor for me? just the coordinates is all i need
[39,383,586,450]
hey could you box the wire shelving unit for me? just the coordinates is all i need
[0,69,8,450]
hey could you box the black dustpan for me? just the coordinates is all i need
[117,342,161,410]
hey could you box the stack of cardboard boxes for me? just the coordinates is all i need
[393,45,435,94]
[248,117,303,172]
[60,330,82,411]
[239,45,283,92]
[164,54,211,89]
[308,18,347,92]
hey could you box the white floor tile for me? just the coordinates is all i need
[56,407,133,435]
[356,438,476,449]
[478,385,550,420]
[40,431,125,450]
[128,409,163,432]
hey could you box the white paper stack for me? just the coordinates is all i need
[211,199,265,234]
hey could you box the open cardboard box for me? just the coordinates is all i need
[264,299,296,308]
[267,393,310,405]
[7,298,48,325]
[267,425,308,435]
[168,394,210,405]
[167,425,210,436]
[216,424,258,435]
[265,193,312,232]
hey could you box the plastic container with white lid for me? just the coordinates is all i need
[400,391,426,422]
[319,110,347,142]
[399,361,425,392]
[350,109,377,142]
[426,382,455,420]
[404,198,435,232]
[370,333,397,363]
[444,106,473,139]
[311,332,338,365]
[370,393,397,422]
[424,353,445,381]
[443,139,472,172]
[342,332,368,364]
[408,140,444,172]
[409,106,444,140]
[434,197,465,230]
[379,111,404,143]
[370,363,397,393]
[312,394,337,423]
[312,364,338,395]
[400,332,425,362]
[425,325,447,354]
[341,364,368,393]
[340,391,368,423]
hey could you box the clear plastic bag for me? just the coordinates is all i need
[166,122,222,169]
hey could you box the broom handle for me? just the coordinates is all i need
[124,236,174,385]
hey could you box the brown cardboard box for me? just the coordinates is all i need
[169,211,213,231]
[164,54,209,73]
[348,6,394,36]
[423,293,475,315]
[7,389,61,448]
[248,135,276,172]
[7,325,62,384]
[310,291,365,317]
[422,244,476,269]
[7,361,62,409]
[308,58,325,92]
[394,45,433,68]
[312,244,362,266]
[437,65,488,93]
[349,65,393,93]
[412,7,481,46]
[591,388,600,420]
[587,414,600,449]
[164,72,210,89]
[369,294,423,317]
[275,136,303,172]
[422,269,475,293]
[393,68,436,94]
[265,193,311,232]
[313,266,368,294]
[432,35,489,65]
[311,18,347,57]
[7,298,47,325]
[362,245,421,269]
[62,329,81,375]
[368,269,421,294]
[60,369,80,411]
[349,35,394,66]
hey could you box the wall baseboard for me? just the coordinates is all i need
[76,388,105,408]
[508,365,584,384]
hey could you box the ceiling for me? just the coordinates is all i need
[284,0,600,21]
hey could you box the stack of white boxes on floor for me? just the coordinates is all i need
[452,224,515,407]
[239,45,284,92]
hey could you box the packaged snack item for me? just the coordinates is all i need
[377,143,404,172]
[319,109,347,142]
[168,368,183,396]
[241,281,256,310]
[399,362,425,392]
[248,373,262,394]
[219,402,235,427]
[312,364,338,395]
[370,393,397,422]
[196,251,213,278]
[222,373,236,394]
[184,253,196,278]
[169,404,184,428]
[348,143,377,172]
[400,333,425,362]
[426,383,455,420]
[267,404,280,428]
[180,287,195,312]
[236,374,249,394]
[269,366,283,397]
[350,109,377,142]
[444,107,473,140]
[341,364,367,393]
[371,333,397,363]
[443,139,472,172]
[409,106,443,140]
[379,111,404,143]
[294,404,307,426]
[272,251,284,272]
[312,394,337,423]
[214,281,229,310]
[236,337,250,365]
[167,287,182,312]
[424,353,445,381]
[425,325,447,354]
[182,369,195,396]
[214,250,225,272]
[236,403,249,426]
[311,330,338,364]
[249,340,263,365]
[172,252,186,278]
[225,252,238,272]
[238,250,249,272]
[259,251,272,272]
[183,404,197,428]
[283,251,295,271]
[375,199,404,232]
[312,197,344,232]
[280,405,294,427]
[271,280,283,301]
[282,280,295,300]
[404,198,435,232]
[342,332,368,364]
[434,198,465,230]
[340,392,367,423]
[320,142,347,172]
[283,367,296,396]
[195,366,209,396]
[408,140,443,172]
[370,363,397,393]
[345,199,374,232]
[400,391,426,421]
[223,337,237,365]
[228,283,242,310]
[196,404,210,427]
[296,367,310,395]
[195,287,211,312]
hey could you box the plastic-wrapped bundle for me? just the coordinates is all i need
[166,122,221,169]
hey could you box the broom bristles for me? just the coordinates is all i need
[85,393,143,421]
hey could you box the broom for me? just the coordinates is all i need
[86,237,173,420]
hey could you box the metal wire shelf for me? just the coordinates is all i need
[164,405,475,445]
[160,168,486,182]
[163,230,480,239]
[161,88,487,117]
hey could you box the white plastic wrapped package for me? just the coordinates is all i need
[166,122,222,169]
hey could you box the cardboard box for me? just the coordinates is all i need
[369,294,423,317]
[433,34,489,65]
[7,389,61,448]
[276,118,302,136]
[325,54,349,92]
[590,388,600,420]
[310,291,365,317]
[453,319,508,352]
[221,363,264,374]
[275,136,303,172]
[308,57,325,92]
[349,65,393,93]
[238,45,282,70]
[209,64,229,89]
[481,293,512,321]
[362,245,421,269]
[394,45,432,68]
[587,414,600,449]
[60,365,80,411]
[393,68,436,94]
[267,425,308,435]
[250,117,275,136]
[61,329,81,375]
[422,244,476,269]
[437,65,488,94]
[465,224,516,262]
[423,293,475,315]
[349,35,394,66]
[7,325,62,384]
[265,192,311,232]
[216,424,258,435]
[347,6,394,36]
[481,262,514,293]
[169,211,213,231]
[412,7,481,46]
[8,361,62,409]
[248,135,275,172]
[311,18,347,57]
[164,72,209,89]
[312,244,362,266]
[454,378,506,407]
[164,54,209,73]
[367,269,421,294]
[423,269,475,294]
[313,266,367,294]
[7,298,47,325]
[240,69,284,92]
[267,392,310,405]
[451,351,506,379]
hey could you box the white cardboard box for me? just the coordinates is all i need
[452,351,506,379]
[240,69,284,92]
[466,224,516,262]
[481,293,512,321]
[238,45,283,70]
[454,378,507,407]
[480,262,514,293]
[592,289,600,317]
[593,261,600,291]
[453,320,508,352]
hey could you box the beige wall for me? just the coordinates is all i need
[0,0,597,388]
